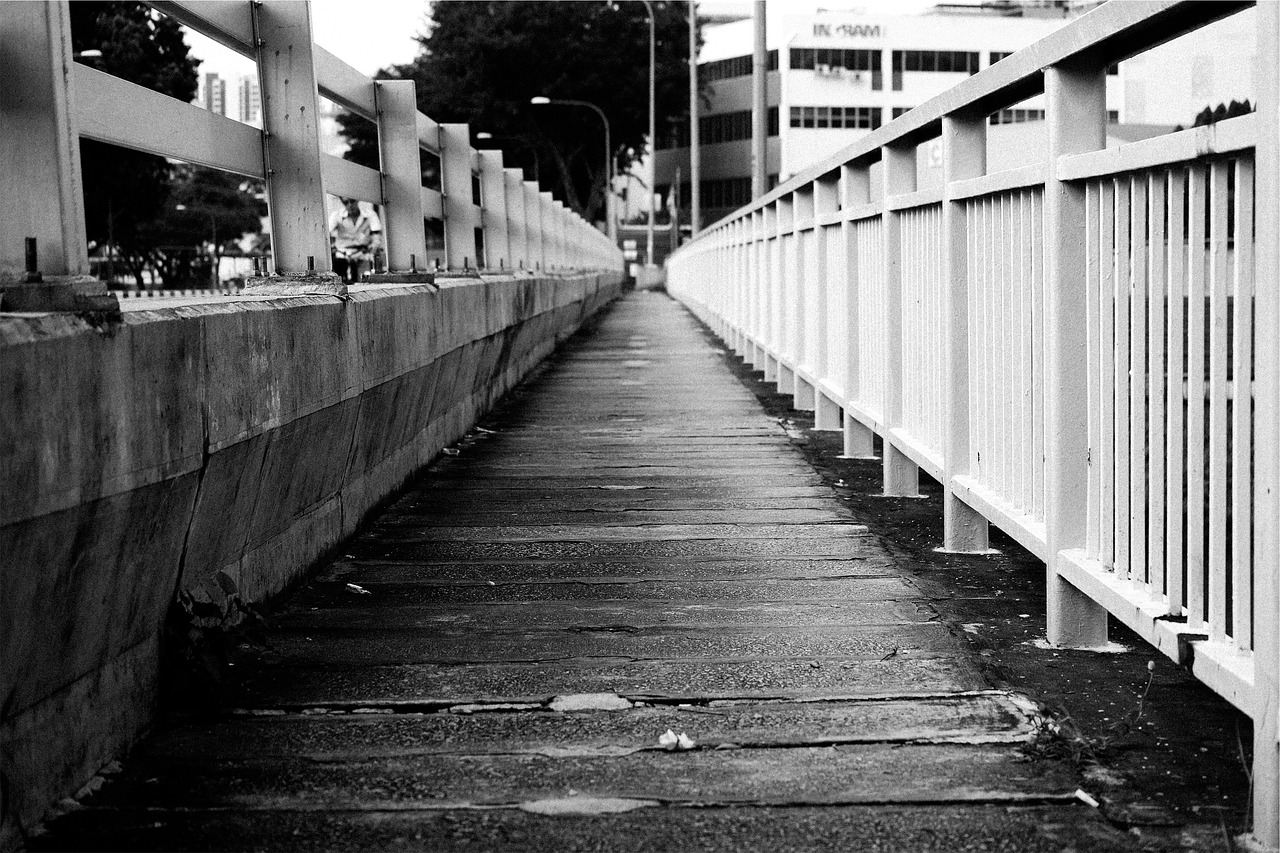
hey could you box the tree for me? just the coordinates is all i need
[147,167,267,287]
[70,2,199,285]
[337,1,700,224]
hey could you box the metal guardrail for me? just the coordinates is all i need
[0,0,622,290]
[666,0,1280,842]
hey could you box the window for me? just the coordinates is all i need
[790,48,883,89]
[891,50,979,90]
[789,105,882,130]
[701,50,778,82]
[989,51,1013,65]
[892,106,912,119]
[668,177,755,211]
[659,107,780,149]
[989,108,1045,125]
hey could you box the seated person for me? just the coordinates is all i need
[328,197,382,282]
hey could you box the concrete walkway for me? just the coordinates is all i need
[38,291,1140,851]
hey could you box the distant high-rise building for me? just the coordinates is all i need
[202,72,226,116]
[238,75,261,126]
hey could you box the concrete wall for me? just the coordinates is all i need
[0,271,622,839]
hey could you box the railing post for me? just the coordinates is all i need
[478,151,509,271]
[540,193,557,271]
[374,80,428,275]
[1251,0,1280,843]
[793,186,816,411]
[763,201,779,382]
[774,195,794,394]
[813,173,841,430]
[0,1,114,310]
[525,182,544,271]
[881,141,919,496]
[841,163,875,458]
[1044,58,1108,647]
[504,168,527,271]
[941,110,989,551]
[439,123,477,271]
[252,0,335,286]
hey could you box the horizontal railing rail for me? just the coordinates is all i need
[1,0,621,290]
[666,0,1279,843]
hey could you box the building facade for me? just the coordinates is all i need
[655,6,1112,228]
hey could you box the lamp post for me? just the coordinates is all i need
[530,97,616,243]
[640,0,655,267]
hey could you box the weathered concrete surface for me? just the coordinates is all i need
[32,291,1144,850]
[0,271,621,843]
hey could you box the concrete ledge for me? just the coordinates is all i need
[0,270,623,840]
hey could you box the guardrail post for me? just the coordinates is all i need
[792,187,815,411]
[374,80,428,275]
[774,195,795,395]
[0,0,115,311]
[881,141,920,496]
[841,163,875,458]
[504,169,527,271]
[749,209,764,370]
[762,202,779,382]
[812,172,841,431]
[941,110,989,551]
[1252,0,1280,843]
[540,192,557,270]
[478,151,509,271]
[525,182,544,271]
[252,1,334,285]
[1044,59,1108,647]
[439,123,477,271]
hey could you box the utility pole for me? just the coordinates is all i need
[689,1,700,237]
[751,0,767,198]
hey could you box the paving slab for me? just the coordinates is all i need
[37,291,1105,850]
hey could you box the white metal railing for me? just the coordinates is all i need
[667,0,1279,842]
[0,1,621,288]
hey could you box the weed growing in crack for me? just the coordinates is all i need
[1022,660,1157,768]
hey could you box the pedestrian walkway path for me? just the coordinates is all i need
[37,291,1141,851]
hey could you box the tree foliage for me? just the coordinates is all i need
[338,1,699,224]
[71,3,199,283]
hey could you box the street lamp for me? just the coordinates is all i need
[640,0,656,267]
[529,96,616,243]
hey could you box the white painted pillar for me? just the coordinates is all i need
[813,172,840,430]
[941,111,990,551]
[0,0,87,282]
[439,123,477,271]
[253,0,331,279]
[478,150,509,271]
[504,168,528,270]
[1044,59,1109,647]
[1251,0,1280,844]
[525,182,544,271]
[841,163,876,458]
[375,80,427,273]
[881,141,919,496]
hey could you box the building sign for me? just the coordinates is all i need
[812,23,883,39]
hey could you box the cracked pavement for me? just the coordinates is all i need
[34,291,1154,851]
